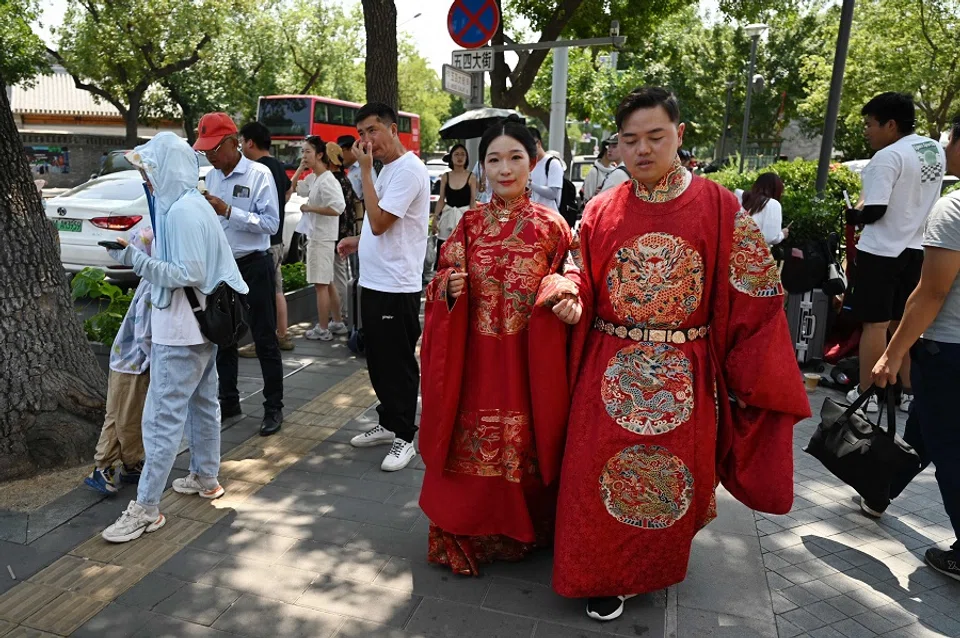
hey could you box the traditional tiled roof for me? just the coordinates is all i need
[10,66,121,117]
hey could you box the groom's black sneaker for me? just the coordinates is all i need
[586,595,636,621]
[925,548,960,582]
[220,402,242,422]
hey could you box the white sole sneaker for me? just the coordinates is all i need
[586,595,637,621]
[381,441,416,472]
[350,426,395,448]
[173,477,226,499]
[102,513,166,543]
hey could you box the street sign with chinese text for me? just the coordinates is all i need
[442,64,473,99]
[447,0,500,49]
[452,49,494,73]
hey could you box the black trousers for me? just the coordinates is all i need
[217,252,284,412]
[889,340,960,551]
[360,287,421,442]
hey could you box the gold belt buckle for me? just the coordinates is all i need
[649,329,667,342]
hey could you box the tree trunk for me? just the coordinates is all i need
[125,90,143,147]
[360,0,399,110]
[0,80,107,481]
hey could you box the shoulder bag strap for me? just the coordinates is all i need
[182,287,204,321]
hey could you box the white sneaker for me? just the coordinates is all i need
[305,325,333,341]
[846,387,878,413]
[329,321,348,336]
[381,440,416,472]
[900,391,913,413]
[173,473,225,499]
[350,424,395,448]
[101,501,166,543]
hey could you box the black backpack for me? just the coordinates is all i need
[545,157,581,228]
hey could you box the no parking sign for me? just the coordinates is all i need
[447,0,500,49]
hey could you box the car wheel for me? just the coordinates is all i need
[286,232,307,264]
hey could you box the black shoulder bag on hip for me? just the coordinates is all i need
[183,284,249,347]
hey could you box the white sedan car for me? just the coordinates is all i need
[47,169,305,280]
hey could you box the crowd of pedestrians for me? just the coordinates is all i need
[81,83,959,622]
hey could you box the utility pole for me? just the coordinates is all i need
[816,0,856,195]
[738,23,768,173]
[717,81,735,163]
[548,43,569,154]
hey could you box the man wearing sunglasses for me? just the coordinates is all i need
[194,112,284,437]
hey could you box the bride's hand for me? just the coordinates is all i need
[553,297,582,325]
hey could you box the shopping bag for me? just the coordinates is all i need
[804,386,921,508]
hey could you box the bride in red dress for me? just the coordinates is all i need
[418,117,582,576]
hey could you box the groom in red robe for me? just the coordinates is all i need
[554,87,811,622]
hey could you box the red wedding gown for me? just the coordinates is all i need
[553,166,811,598]
[418,194,574,576]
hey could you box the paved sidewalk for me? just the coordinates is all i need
[2,332,958,636]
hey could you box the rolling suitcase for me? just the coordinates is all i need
[786,289,829,367]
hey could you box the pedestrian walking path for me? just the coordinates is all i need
[1,336,958,637]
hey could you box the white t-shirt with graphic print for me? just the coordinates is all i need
[858,133,945,257]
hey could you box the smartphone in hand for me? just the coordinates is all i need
[98,240,126,250]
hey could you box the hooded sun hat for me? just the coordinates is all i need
[325,142,344,167]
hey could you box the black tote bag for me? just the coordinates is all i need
[804,386,921,508]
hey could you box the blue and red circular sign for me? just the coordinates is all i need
[447,0,500,49]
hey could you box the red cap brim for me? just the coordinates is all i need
[192,135,223,152]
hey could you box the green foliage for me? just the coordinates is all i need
[281,262,307,293]
[798,0,960,159]
[706,159,862,246]
[0,0,49,86]
[398,38,452,154]
[71,268,133,346]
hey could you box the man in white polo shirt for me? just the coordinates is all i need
[337,103,430,472]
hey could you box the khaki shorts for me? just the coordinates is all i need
[306,239,336,284]
[269,243,284,291]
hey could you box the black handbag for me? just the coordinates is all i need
[184,284,249,347]
[804,386,921,508]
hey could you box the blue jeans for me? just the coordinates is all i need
[137,343,220,507]
[889,339,960,551]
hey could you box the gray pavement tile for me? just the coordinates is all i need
[777,565,820,585]
[824,594,871,618]
[334,619,433,638]
[850,611,900,635]
[481,548,555,587]
[267,469,398,503]
[211,593,341,638]
[483,577,664,636]
[809,626,850,638]
[757,520,784,536]
[0,539,61,584]
[760,531,804,553]
[530,621,612,638]
[798,558,849,579]
[844,587,899,610]
[782,608,829,632]
[776,616,807,638]
[780,584,824,607]
[156,547,229,583]
[72,603,155,638]
[359,466,426,489]
[280,372,344,392]
[405,597,536,638]
[805,601,849,625]
[310,441,390,465]
[384,487,422,509]
[116,572,186,610]
[290,454,379,479]
[768,572,794,591]
[772,592,800,615]
[276,538,390,583]
[152,582,242,626]
[219,418,262,443]
[344,523,426,562]
[189,524,298,562]
[912,589,960,620]
[798,580,844,601]
[763,552,792,571]
[372,557,490,605]
[295,576,421,628]
[322,495,422,531]
[259,510,363,544]
[0,511,28,544]
[820,572,869,594]
[247,484,338,516]
[674,607,774,637]
[896,600,960,636]
[198,555,318,603]
[133,612,238,637]
[22,485,106,543]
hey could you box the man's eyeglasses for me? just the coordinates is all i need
[200,136,234,156]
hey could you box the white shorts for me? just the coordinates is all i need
[306,239,336,284]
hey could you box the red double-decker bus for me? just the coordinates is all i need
[257,95,421,171]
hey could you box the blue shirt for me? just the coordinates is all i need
[204,154,280,258]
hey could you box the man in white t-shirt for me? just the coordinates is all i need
[845,92,945,413]
[337,103,430,472]
[527,127,563,211]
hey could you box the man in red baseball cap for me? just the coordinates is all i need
[194,111,285,437]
